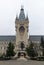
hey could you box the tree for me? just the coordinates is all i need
[6,42,15,58]
[41,36,44,48]
[40,36,44,56]
[26,42,36,57]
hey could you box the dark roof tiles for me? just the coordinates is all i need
[0,35,44,42]
[29,35,44,41]
[0,36,16,41]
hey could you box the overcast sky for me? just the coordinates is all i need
[0,0,44,35]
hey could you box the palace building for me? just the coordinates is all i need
[0,7,43,57]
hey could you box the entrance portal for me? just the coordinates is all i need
[17,42,26,58]
[18,52,26,58]
[20,42,25,50]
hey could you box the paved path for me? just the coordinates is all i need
[0,60,44,65]
[17,56,27,61]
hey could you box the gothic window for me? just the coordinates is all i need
[20,42,25,50]
[1,47,2,49]
[4,47,5,50]
[19,26,25,33]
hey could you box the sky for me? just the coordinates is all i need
[0,0,44,35]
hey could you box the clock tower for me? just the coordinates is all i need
[15,7,29,54]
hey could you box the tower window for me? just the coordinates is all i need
[20,42,25,50]
[19,26,25,33]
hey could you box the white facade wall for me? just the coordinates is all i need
[0,41,15,56]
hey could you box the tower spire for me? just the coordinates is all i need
[21,5,24,10]
[19,6,25,21]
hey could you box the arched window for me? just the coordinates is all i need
[20,42,25,50]
[19,26,25,33]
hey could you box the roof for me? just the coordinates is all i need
[29,35,44,41]
[16,6,28,21]
[19,7,25,21]
[0,35,44,42]
[0,36,16,41]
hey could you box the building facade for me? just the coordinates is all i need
[0,7,43,57]
[15,7,29,53]
[0,36,15,56]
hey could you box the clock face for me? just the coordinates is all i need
[19,26,25,33]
